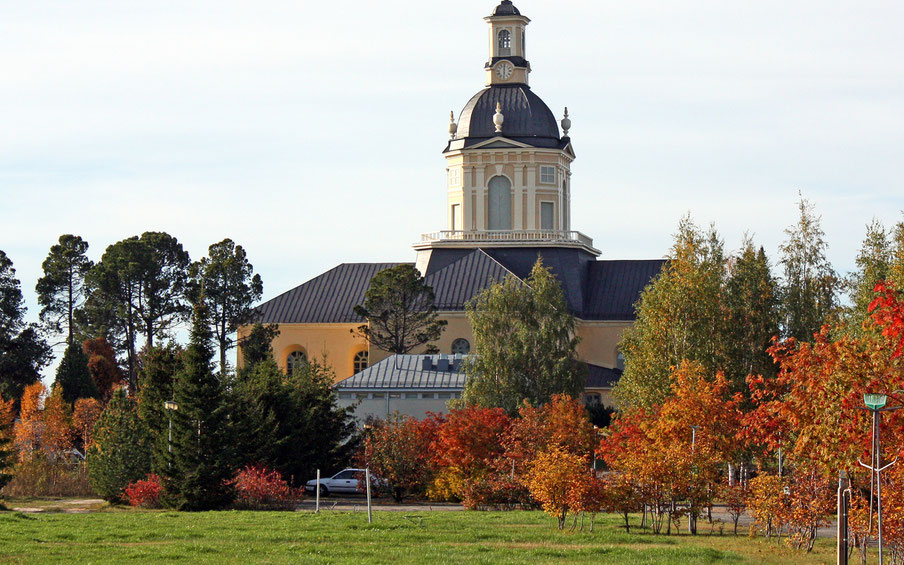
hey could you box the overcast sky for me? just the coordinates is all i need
[2,0,904,373]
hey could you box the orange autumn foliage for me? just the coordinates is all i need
[73,398,104,450]
[14,382,47,458]
[41,387,73,457]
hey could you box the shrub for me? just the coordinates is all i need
[228,465,302,510]
[124,474,163,508]
[0,458,94,498]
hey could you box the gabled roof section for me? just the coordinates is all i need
[585,363,621,389]
[335,355,468,390]
[582,260,665,321]
[427,249,520,310]
[253,263,407,324]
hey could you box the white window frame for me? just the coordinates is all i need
[539,165,556,185]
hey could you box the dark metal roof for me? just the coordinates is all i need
[254,252,663,325]
[426,249,518,310]
[491,0,521,16]
[582,260,666,320]
[254,263,407,324]
[454,85,560,148]
[335,355,468,391]
[586,363,621,389]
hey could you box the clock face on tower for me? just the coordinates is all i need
[495,62,513,80]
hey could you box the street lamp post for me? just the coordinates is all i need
[689,425,700,535]
[163,400,179,466]
[858,393,900,565]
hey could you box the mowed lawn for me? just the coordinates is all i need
[0,507,835,564]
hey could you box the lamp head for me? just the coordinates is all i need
[864,393,888,410]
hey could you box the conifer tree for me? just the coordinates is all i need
[87,389,152,502]
[35,234,93,347]
[163,296,235,510]
[137,343,182,475]
[724,239,780,396]
[238,323,280,369]
[54,342,100,404]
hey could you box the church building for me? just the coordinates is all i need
[240,0,663,408]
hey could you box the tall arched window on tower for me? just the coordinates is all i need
[487,176,512,230]
[498,30,511,56]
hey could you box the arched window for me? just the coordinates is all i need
[451,338,470,355]
[353,350,368,374]
[616,351,626,372]
[286,350,307,375]
[498,30,511,56]
[487,176,512,230]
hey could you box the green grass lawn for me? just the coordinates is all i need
[0,507,834,564]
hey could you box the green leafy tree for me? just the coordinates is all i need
[778,197,840,341]
[462,258,584,414]
[615,218,728,409]
[843,217,904,334]
[724,238,780,396]
[0,250,50,403]
[238,323,280,369]
[54,342,100,404]
[232,355,357,487]
[191,239,264,377]
[35,235,93,347]
[163,297,235,510]
[137,343,182,474]
[87,389,152,502]
[354,264,447,354]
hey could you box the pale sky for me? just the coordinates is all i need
[2,1,904,375]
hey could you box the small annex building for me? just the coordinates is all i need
[240,1,665,410]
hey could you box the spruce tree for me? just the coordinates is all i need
[87,389,152,502]
[163,296,235,510]
[54,342,100,404]
[137,343,182,475]
[724,239,780,397]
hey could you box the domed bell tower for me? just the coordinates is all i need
[485,0,531,87]
[414,1,598,274]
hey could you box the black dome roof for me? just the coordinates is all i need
[492,1,521,16]
[455,85,560,148]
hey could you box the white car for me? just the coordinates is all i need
[305,468,366,496]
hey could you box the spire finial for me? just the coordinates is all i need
[448,111,458,139]
[561,107,571,137]
[493,102,504,133]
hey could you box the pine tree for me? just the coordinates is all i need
[462,258,584,414]
[238,323,280,369]
[35,234,93,347]
[163,296,235,510]
[615,217,729,410]
[87,389,152,502]
[54,342,100,404]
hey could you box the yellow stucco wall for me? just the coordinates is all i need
[238,314,629,392]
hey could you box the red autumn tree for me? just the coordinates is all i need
[83,337,124,400]
[431,406,510,509]
[362,412,442,502]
